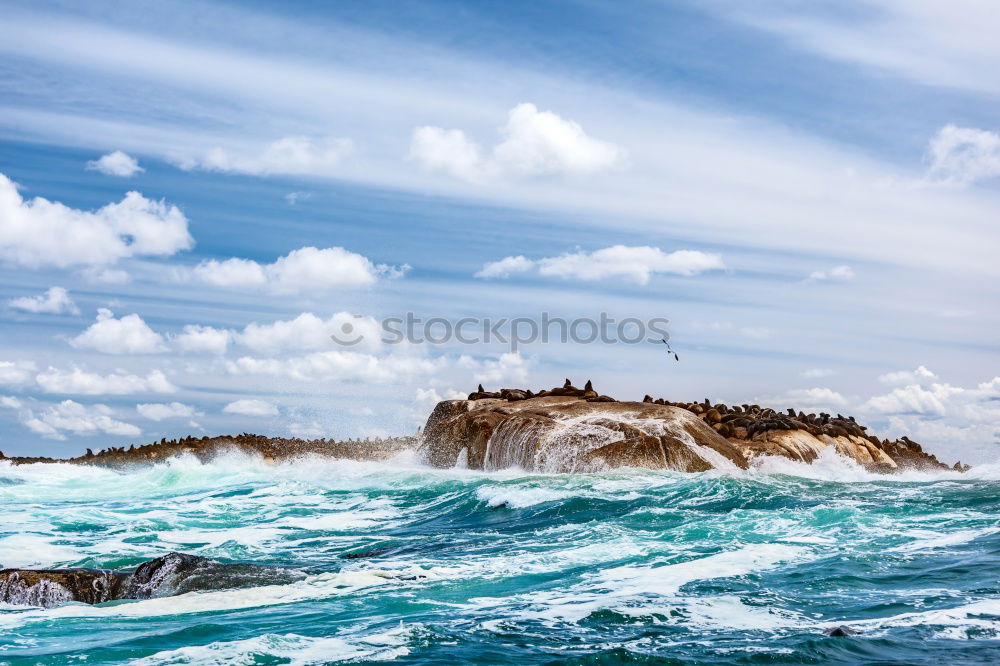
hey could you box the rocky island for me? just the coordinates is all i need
[1,379,963,473]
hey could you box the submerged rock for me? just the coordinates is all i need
[0,568,124,606]
[824,625,861,637]
[0,552,305,608]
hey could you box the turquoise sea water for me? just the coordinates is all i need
[1,451,999,665]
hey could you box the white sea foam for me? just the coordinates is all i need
[0,570,400,630]
[889,528,1000,553]
[131,625,417,665]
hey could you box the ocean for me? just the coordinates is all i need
[1,451,998,664]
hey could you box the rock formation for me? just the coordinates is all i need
[0,433,416,467]
[0,552,304,607]
[421,380,960,473]
[0,380,962,474]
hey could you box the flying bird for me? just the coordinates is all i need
[659,338,679,361]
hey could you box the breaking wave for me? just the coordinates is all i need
[1,449,998,663]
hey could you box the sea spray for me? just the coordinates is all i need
[1,454,998,663]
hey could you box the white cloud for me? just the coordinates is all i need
[191,246,405,293]
[410,127,483,180]
[411,102,626,182]
[879,365,937,385]
[237,312,382,353]
[85,150,144,177]
[70,308,167,354]
[35,367,177,395]
[172,324,231,354]
[855,375,1000,463]
[476,246,724,284]
[191,257,266,287]
[721,1,1000,96]
[780,387,849,411]
[23,400,140,440]
[862,382,963,416]
[739,327,773,340]
[175,136,352,176]
[222,398,279,417]
[284,191,312,205]
[457,352,529,385]
[0,172,192,268]
[136,401,196,421]
[0,360,37,386]
[8,287,80,314]
[474,255,535,279]
[226,350,442,384]
[807,265,855,282]
[415,387,465,406]
[927,125,1000,186]
[801,368,835,379]
[288,421,324,438]
[0,396,22,409]
[82,267,131,285]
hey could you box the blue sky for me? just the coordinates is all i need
[0,0,998,462]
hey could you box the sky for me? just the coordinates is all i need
[0,0,998,463]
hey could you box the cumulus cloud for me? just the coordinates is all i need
[226,351,442,384]
[879,365,936,385]
[457,352,529,385]
[172,324,231,355]
[411,103,625,182]
[136,401,196,421]
[927,124,1000,185]
[237,312,382,353]
[0,360,37,386]
[85,150,144,177]
[807,265,855,281]
[175,136,352,176]
[858,375,1000,464]
[862,382,963,416]
[8,287,79,315]
[35,367,177,395]
[24,400,140,440]
[0,172,192,268]
[1,396,22,409]
[476,246,723,284]
[474,255,535,279]
[70,309,167,354]
[190,246,406,293]
[222,398,279,417]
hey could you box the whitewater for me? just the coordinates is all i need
[1,451,998,664]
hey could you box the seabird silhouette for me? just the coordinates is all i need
[658,338,679,361]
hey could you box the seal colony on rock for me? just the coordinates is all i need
[0,379,964,473]
[0,433,417,467]
[422,380,964,473]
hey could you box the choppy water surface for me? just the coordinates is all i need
[1,451,999,665]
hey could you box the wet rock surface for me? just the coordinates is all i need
[421,380,959,473]
[0,552,305,608]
